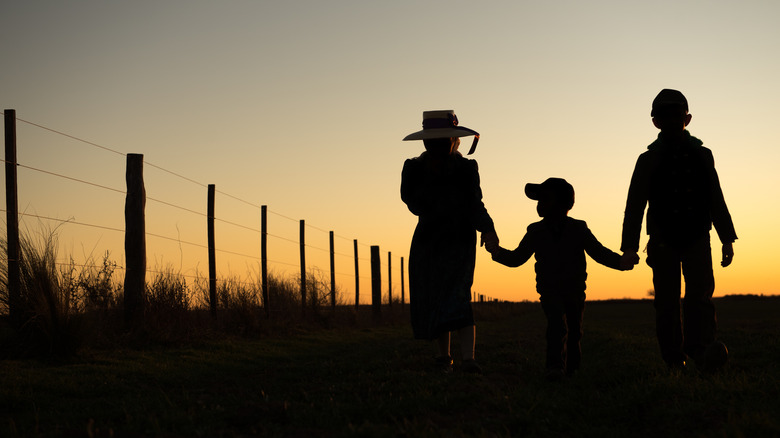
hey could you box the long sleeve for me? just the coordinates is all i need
[705,151,738,244]
[464,160,495,233]
[583,225,623,271]
[400,158,430,217]
[492,231,534,267]
[621,153,652,252]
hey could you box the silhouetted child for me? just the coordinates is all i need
[490,178,633,381]
[621,89,737,372]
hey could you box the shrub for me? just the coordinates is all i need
[70,252,120,312]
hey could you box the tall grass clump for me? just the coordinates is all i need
[64,251,120,313]
[142,266,191,341]
[60,251,123,348]
[214,276,263,335]
[0,227,86,357]
[265,270,301,314]
[146,267,190,315]
[304,267,348,309]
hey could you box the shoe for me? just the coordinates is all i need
[462,359,482,374]
[699,341,729,373]
[434,355,454,374]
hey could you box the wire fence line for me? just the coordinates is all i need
[1,110,425,316]
[2,111,389,249]
[2,155,381,255]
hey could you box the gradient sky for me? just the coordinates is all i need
[2,1,779,302]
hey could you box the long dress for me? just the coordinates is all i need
[401,151,495,340]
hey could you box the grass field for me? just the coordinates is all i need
[1,297,779,437]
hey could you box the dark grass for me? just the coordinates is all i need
[2,297,780,437]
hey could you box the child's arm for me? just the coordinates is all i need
[491,231,534,268]
[582,225,626,271]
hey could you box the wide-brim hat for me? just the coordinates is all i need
[525,178,575,210]
[403,110,480,154]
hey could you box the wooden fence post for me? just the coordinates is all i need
[370,245,381,318]
[387,251,392,308]
[4,110,20,325]
[300,219,306,312]
[207,184,217,319]
[400,256,405,310]
[353,239,359,308]
[124,153,146,328]
[261,205,269,317]
[329,231,336,310]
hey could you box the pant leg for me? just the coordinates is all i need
[681,235,716,361]
[541,298,566,372]
[565,298,585,374]
[647,239,686,365]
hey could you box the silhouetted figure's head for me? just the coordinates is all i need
[423,137,460,157]
[525,178,575,218]
[651,89,692,135]
[403,110,480,155]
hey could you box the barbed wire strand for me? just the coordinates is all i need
[12,115,126,157]
[3,211,300,256]
[147,196,205,218]
[15,162,125,195]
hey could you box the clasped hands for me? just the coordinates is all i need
[480,230,500,254]
[620,251,640,271]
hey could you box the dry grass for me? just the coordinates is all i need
[0,227,367,357]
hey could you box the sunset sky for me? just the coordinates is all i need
[2,1,779,302]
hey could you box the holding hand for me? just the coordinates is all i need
[481,230,500,254]
[620,251,640,270]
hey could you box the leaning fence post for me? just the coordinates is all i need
[370,245,381,318]
[124,153,146,328]
[207,184,217,319]
[4,110,20,325]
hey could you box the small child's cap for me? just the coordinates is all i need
[651,89,688,117]
[525,177,575,210]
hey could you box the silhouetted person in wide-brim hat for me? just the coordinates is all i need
[401,110,498,374]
